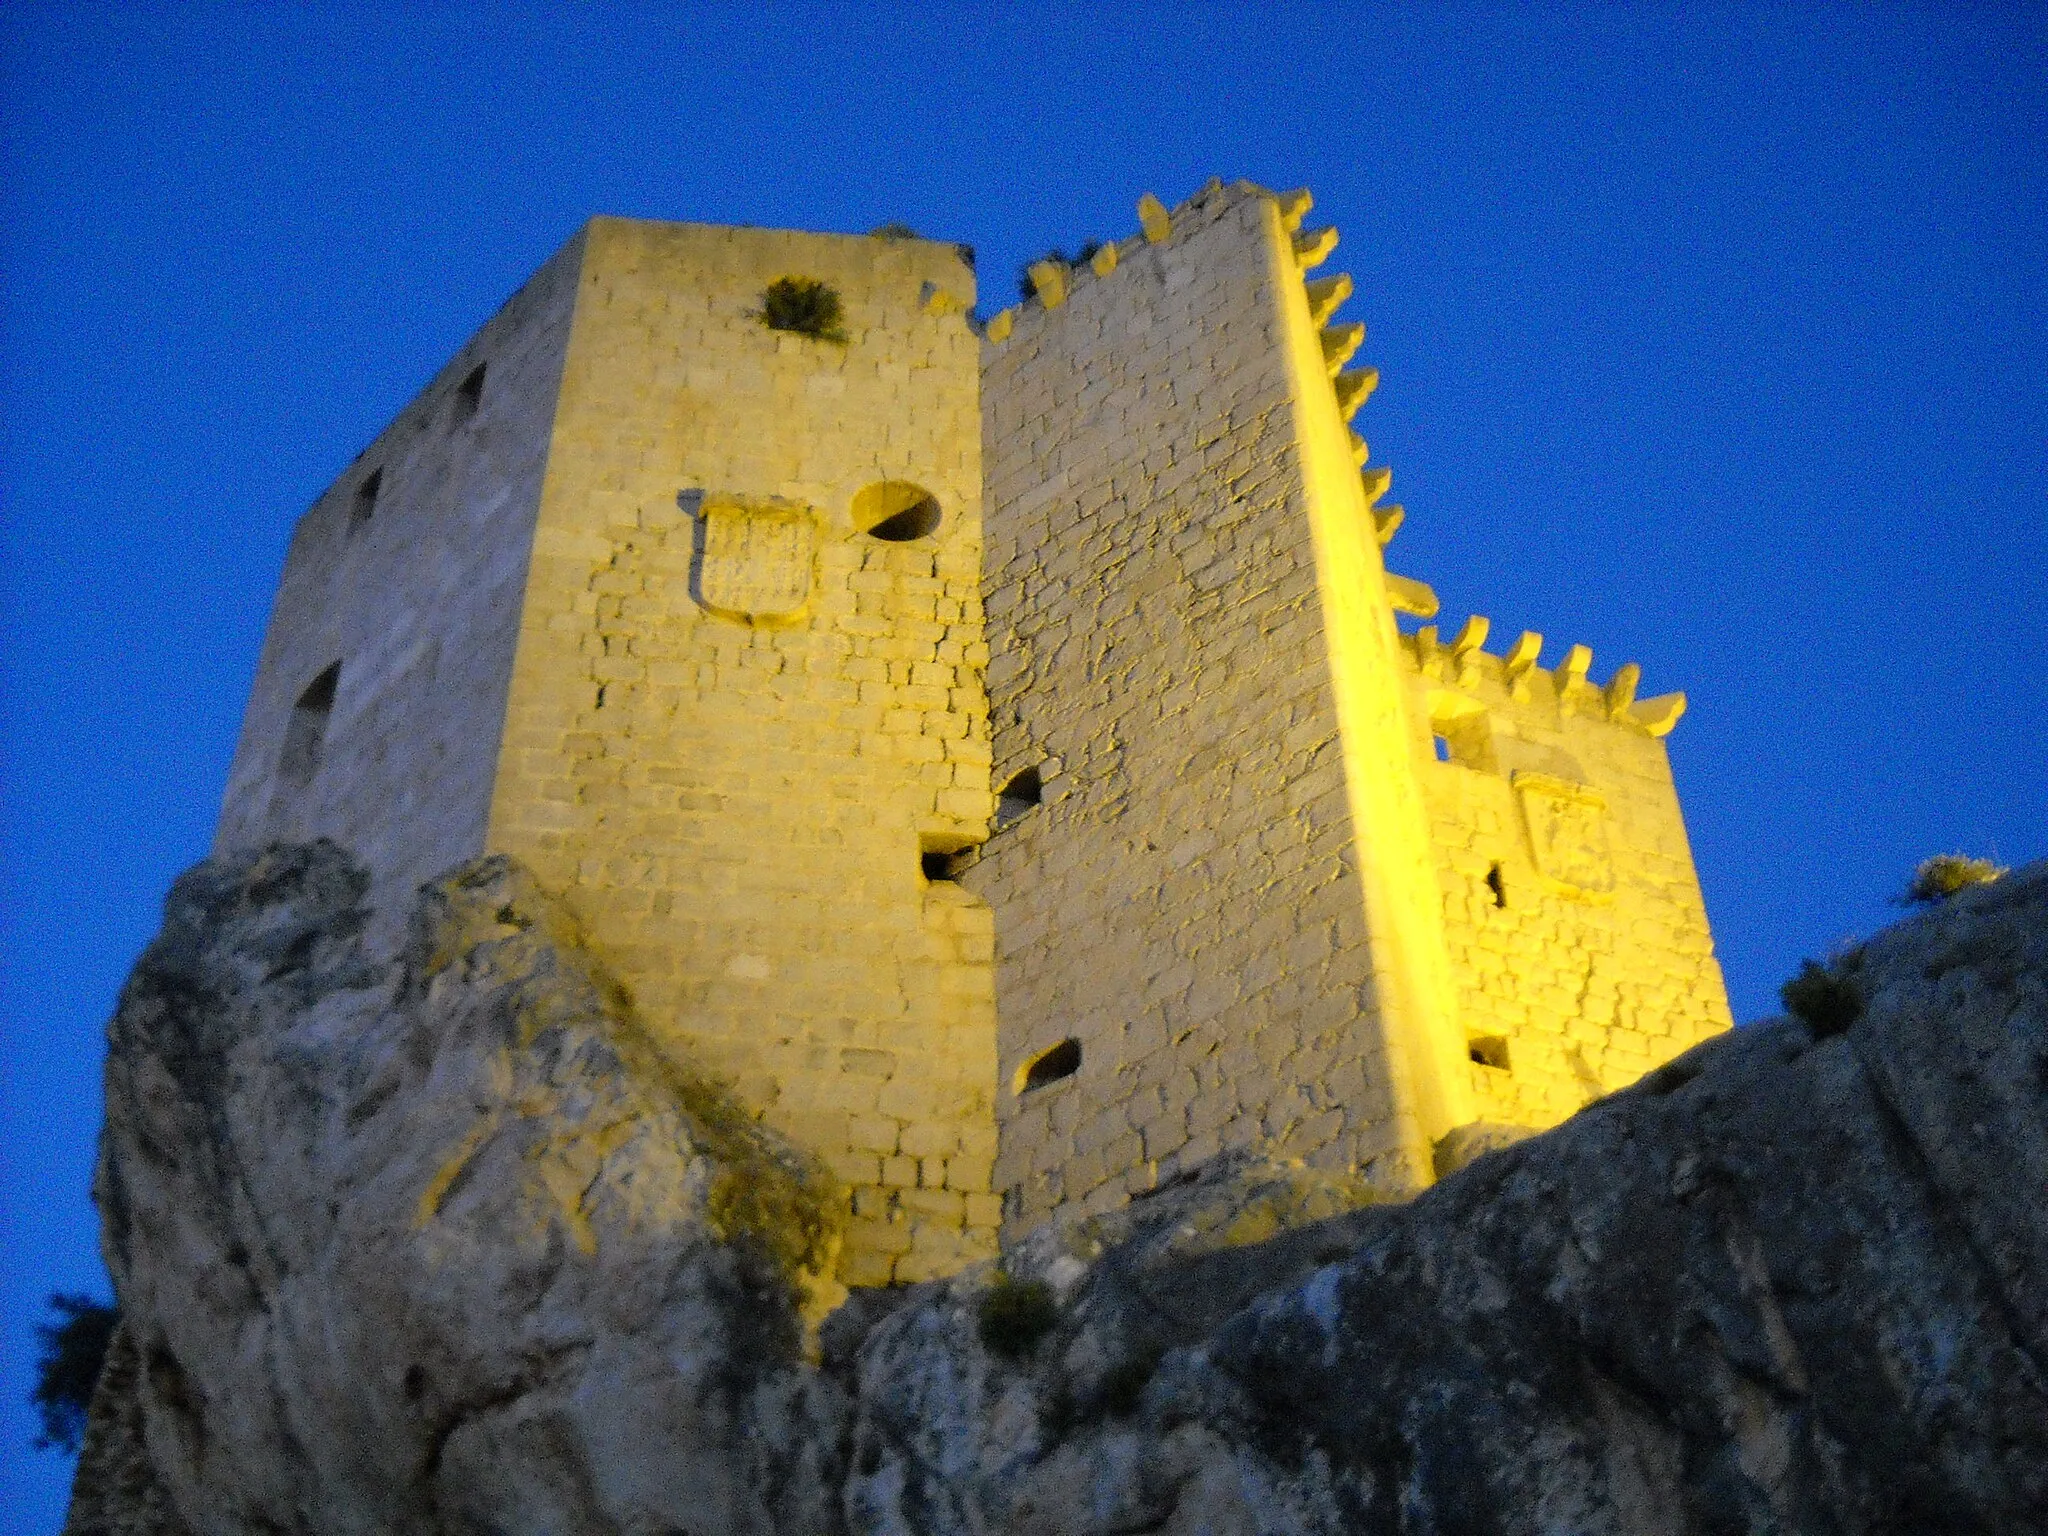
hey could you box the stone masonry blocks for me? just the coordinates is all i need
[969,186,1430,1232]
[219,187,1731,1286]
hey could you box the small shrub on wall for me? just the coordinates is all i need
[31,1293,118,1454]
[760,277,847,343]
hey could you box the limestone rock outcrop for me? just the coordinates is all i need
[74,847,2048,1533]
[79,842,846,1534]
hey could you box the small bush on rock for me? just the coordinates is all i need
[1904,853,2006,906]
[976,1273,1058,1359]
[31,1293,117,1454]
[760,277,847,343]
[1782,959,1863,1039]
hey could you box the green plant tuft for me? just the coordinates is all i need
[1904,853,2006,906]
[761,277,848,343]
[976,1272,1059,1358]
[869,222,918,240]
[32,1293,118,1454]
[1781,959,1863,1039]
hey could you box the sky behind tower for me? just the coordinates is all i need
[3,5,2043,1524]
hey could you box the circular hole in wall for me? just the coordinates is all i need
[853,481,941,542]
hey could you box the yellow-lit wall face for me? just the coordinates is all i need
[485,219,998,1285]
[972,188,1443,1238]
[1259,199,1477,1160]
[1404,639,1733,1125]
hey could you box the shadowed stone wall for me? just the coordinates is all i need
[969,184,1470,1233]
[214,234,585,930]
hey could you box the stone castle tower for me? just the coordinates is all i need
[216,181,1732,1286]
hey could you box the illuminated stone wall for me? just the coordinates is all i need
[483,219,998,1286]
[219,189,1732,1278]
[968,184,1472,1232]
[971,182,1729,1237]
[223,218,998,1288]
[1403,625,1733,1128]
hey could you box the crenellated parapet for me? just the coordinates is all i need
[984,180,1402,537]
[982,178,1249,342]
[984,178,1408,546]
[1401,615,1689,737]
[1266,186,1406,559]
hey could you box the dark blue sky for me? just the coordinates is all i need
[3,4,2042,1522]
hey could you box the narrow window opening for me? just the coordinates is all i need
[453,363,485,422]
[278,662,340,789]
[1018,1038,1081,1093]
[1427,692,1497,773]
[853,480,942,542]
[995,765,1044,829]
[351,468,382,530]
[1485,863,1507,908]
[1469,1035,1511,1072]
[920,833,982,883]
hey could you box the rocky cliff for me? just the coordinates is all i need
[68,844,2048,1533]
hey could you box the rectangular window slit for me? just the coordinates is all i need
[351,469,381,530]
[278,662,340,789]
[1468,1035,1511,1072]
[453,362,485,422]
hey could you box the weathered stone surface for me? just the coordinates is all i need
[843,863,2048,1533]
[975,182,1732,1238]
[84,841,845,1534]
[62,1323,189,1536]
[76,846,2048,1533]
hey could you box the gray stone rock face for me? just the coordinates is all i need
[62,1322,187,1536]
[74,848,2048,1534]
[81,842,845,1535]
